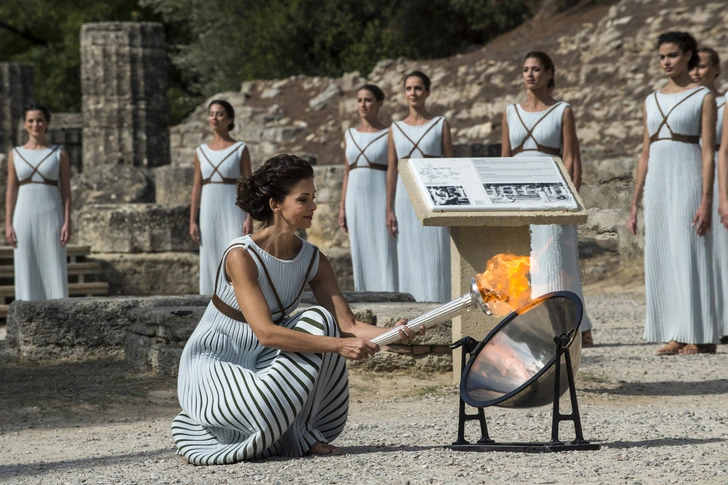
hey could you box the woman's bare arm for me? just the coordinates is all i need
[189,153,203,243]
[693,93,717,236]
[240,146,254,235]
[5,151,19,247]
[561,106,578,184]
[59,148,72,245]
[441,120,453,157]
[385,127,398,237]
[718,102,728,230]
[627,103,651,235]
[501,110,511,157]
[338,137,350,233]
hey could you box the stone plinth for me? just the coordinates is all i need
[72,165,154,210]
[81,23,170,169]
[153,165,195,206]
[75,204,196,253]
[0,63,34,155]
[91,252,199,295]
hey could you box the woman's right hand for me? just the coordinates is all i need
[337,338,379,360]
[626,205,638,235]
[338,207,347,233]
[5,225,17,248]
[386,210,397,238]
[189,222,201,244]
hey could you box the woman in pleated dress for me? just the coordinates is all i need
[386,71,453,303]
[338,84,397,291]
[501,52,594,345]
[690,46,728,342]
[628,32,718,354]
[190,99,254,294]
[5,105,70,300]
[173,154,419,463]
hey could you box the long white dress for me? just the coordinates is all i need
[506,103,593,331]
[344,128,397,291]
[643,87,717,344]
[197,142,248,295]
[11,146,68,301]
[391,117,451,303]
[172,235,348,464]
[711,95,727,337]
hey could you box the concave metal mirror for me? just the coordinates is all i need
[460,291,583,409]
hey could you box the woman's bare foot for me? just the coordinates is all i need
[656,340,684,355]
[307,442,341,456]
[679,344,717,355]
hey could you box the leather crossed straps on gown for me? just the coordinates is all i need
[210,242,319,324]
[199,142,244,185]
[649,89,706,145]
[510,103,564,157]
[347,129,388,171]
[13,146,61,187]
[392,117,444,159]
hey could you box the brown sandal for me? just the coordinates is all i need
[679,344,717,355]
[581,330,594,348]
[656,340,684,355]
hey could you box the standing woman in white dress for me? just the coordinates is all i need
[173,154,419,463]
[5,105,70,301]
[627,32,718,355]
[500,52,594,345]
[690,47,728,342]
[338,84,397,291]
[190,99,254,294]
[386,71,453,303]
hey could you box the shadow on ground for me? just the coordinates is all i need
[0,358,178,432]
[582,379,728,396]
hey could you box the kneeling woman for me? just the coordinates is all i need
[172,154,417,464]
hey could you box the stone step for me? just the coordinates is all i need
[0,245,92,261]
[0,282,109,300]
[0,261,101,278]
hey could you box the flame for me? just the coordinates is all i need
[475,253,531,316]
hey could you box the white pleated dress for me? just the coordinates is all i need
[711,95,727,336]
[172,235,348,464]
[643,87,717,344]
[11,146,68,301]
[344,128,397,291]
[391,117,451,303]
[197,142,248,295]
[506,103,592,331]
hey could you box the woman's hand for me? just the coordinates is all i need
[5,225,17,248]
[243,215,254,236]
[338,206,347,233]
[395,318,425,343]
[692,202,711,236]
[386,210,397,237]
[190,222,201,244]
[60,222,71,246]
[626,205,639,235]
[337,338,379,360]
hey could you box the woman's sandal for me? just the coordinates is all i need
[306,442,341,456]
[581,330,594,348]
[679,343,717,355]
[656,340,684,355]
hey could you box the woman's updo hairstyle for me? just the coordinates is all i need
[237,154,314,226]
[524,51,555,88]
[208,99,236,131]
[404,70,431,91]
[657,31,699,70]
[697,46,721,76]
[358,83,385,102]
[22,104,51,123]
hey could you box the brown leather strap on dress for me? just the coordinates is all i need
[392,117,444,159]
[649,89,704,145]
[14,146,61,186]
[347,129,388,170]
[199,143,243,185]
[510,103,564,156]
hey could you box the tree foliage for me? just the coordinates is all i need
[1,0,535,124]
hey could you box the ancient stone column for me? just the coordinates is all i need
[81,22,170,169]
[0,63,35,155]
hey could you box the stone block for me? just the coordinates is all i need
[72,165,154,210]
[0,63,34,155]
[91,252,199,295]
[453,143,502,157]
[75,203,197,253]
[323,247,354,291]
[153,165,195,207]
[307,165,349,250]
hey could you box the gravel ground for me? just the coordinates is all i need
[1,282,727,485]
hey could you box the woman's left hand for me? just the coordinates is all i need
[692,202,711,236]
[395,318,425,343]
[60,222,71,246]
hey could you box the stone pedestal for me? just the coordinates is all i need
[0,63,34,155]
[81,22,170,169]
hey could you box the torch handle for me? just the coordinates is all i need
[370,293,476,346]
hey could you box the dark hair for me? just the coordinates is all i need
[657,31,699,70]
[524,51,555,88]
[22,104,51,124]
[358,84,385,102]
[237,154,315,226]
[403,70,431,91]
[208,99,235,131]
[697,46,721,69]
